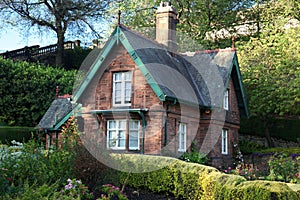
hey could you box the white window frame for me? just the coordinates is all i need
[223,89,229,110]
[107,120,126,150]
[222,129,228,155]
[107,119,140,150]
[178,123,187,152]
[129,120,140,150]
[112,71,132,107]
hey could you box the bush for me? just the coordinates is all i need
[109,154,300,200]
[268,153,300,183]
[239,139,266,155]
[179,143,209,165]
[0,58,76,126]
[0,126,34,144]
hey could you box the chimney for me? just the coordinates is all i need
[156,2,177,52]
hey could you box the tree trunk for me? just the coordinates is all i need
[56,32,65,66]
[264,121,275,148]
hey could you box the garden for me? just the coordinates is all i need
[0,117,299,200]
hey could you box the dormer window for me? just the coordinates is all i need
[113,71,132,106]
[223,89,229,110]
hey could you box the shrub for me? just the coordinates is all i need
[268,153,300,183]
[239,139,266,155]
[179,143,209,165]
[99,184,128,200]
[109,154,300,200]
[0,58,76,126]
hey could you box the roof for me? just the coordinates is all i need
[38,98,80,130]
[72,25,249,118]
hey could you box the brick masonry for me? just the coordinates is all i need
[79,45,241,168]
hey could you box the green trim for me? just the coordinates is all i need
[72,28,119,102]
[232,54,250,118]
[118,28,166,101]
[52,103,82,130]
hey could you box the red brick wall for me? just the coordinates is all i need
[80,45,241,168]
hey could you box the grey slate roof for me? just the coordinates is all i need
[71,25,249,118]
[121,26,241,110]
[38,98,72,129]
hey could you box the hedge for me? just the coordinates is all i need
[0,58,76,126]
[109,154,300,200]
[0,126,34,144]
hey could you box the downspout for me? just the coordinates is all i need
[138,110,146,154]
[165,99,177,146]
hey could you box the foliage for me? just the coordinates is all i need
[240,117,300,142]
[0,130,78,197]
[112,0,257,50]
[0,58,76,126]
[0,126,34,144]
[238,139,266,155]
[63,47,93,70]
[110,154,299,199]
[268,153,300,183]
[237,0,300,146]
[60,116,80,150]
[99,184,128,200]
[0,0,110,65]
[61,178,93,200]
[179,143,209,165]
[260,147,300,155]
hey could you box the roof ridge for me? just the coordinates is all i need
[119,24,169,50]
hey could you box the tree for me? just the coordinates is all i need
[111,0,258,50]
[237,0,300,147]
[0,0,110,66]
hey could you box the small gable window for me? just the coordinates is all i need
[107,119,140,150]
[113,71,132,106]
[178,123,187,152]
[223,89,229,110]
[221,129,228,155]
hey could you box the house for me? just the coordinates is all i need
[39,2,249,168]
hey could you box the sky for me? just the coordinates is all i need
[0,29,57,53]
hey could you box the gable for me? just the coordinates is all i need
[72,25,249,118]
[95,46,161,110]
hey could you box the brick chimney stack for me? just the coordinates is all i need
[156,2,177,52]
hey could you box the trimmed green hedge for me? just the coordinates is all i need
[0,58,76,126]
[110,154,299,200]
[0,126,34,144]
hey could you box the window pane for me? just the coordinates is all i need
[125,72,132,80]
[129,139,138,148]
[119,121,126,129]
[178,123,186,151]
[108,131,117,147]
[114,73,121,81]
[129,121,139,130]
[108,121,116,129]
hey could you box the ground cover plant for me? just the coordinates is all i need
[1,117,299,199]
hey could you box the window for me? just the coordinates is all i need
[178,123,187,152]
[107,120,140,150]
[222,129,228,155]
[113,72,132,106]
[223,89,229,110]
